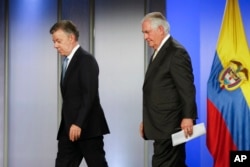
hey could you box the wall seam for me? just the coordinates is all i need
[57,0,62,128]
[143,0,149,167]
[3,0,9,166]
[89,0,95,55]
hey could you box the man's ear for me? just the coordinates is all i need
[158,25,165,33]
[69,34,75,41]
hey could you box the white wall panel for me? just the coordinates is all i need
[95,0,145,166]
[8,0,58,166]
[0,0,5,165]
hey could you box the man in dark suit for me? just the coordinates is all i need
[50,20,110,167]
[139,12,197,167]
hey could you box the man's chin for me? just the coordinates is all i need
[58,52,63,56]
[147,43,153,47]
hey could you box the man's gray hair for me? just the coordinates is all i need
[141,12,170,33]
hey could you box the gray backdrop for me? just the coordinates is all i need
[0,0,164,166]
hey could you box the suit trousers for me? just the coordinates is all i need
[55,136,108,167]
[152,139,187,167]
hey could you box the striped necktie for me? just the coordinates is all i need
[62,57,68,80]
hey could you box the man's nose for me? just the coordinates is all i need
[54,43,58,48]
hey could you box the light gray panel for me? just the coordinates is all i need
[0,0,5,165]
[95,0,145,166]
[8,0,58,166]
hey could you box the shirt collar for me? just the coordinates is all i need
[156,34,170,53]
[67,44,80,61]
[64,44,80,68]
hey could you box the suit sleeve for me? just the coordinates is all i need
[170,49,197,119]
[75,55,99,128]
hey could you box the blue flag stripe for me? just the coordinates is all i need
[207,52,250,150]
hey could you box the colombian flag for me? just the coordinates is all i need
[207,0,250,167]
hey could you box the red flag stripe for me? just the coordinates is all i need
[207,99,237,167]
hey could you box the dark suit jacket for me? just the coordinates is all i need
[143,36,197,140]
[58,47,110,140]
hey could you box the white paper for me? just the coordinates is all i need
[171,122,206,146]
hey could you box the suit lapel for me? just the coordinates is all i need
[144,37,172,83]
[61,47,81,91]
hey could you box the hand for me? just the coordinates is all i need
[181,118,194,138]
[69,124,81,142]
[139,122,144,138]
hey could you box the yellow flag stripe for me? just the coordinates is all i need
[217,0,250,107]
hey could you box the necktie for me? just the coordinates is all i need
[152,50,158,61]
[62,57,68,80]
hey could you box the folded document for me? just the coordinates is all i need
[171,123,206,146]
